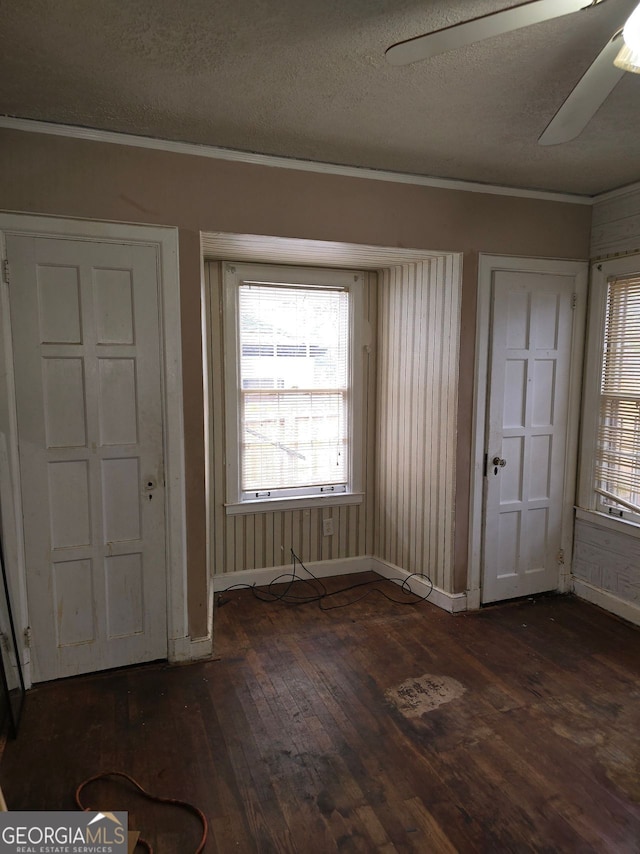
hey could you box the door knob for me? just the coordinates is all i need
[492,456,507,468]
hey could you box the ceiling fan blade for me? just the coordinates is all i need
[386,0,601,66]
[538,29,625,145]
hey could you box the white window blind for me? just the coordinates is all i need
[595,274,640,516]
[238,282,350,498]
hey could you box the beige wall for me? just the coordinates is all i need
[0,128,592,636]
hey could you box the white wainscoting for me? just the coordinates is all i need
[572,512,640,627]
[591,183,640,259]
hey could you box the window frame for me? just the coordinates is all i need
[578,256,640,527]
[222,262,365,515]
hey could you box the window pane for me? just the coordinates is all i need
[595,275,640,514]
[238,283,349,494]
[241,391,347,490]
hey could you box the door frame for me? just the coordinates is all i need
[467,254,588,609]
[0,213,188,686]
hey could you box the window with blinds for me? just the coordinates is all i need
[238,283,349,498]
[223,262,363,507]
[595,274,640,519]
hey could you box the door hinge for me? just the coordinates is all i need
[571,293,577,310]
[557,549,565,565]
[2,259,9,285]
[23,626,32,648]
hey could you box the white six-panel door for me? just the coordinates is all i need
[7,235,167,681]
[482,269,577,603]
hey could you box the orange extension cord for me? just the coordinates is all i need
[75,771,208,853]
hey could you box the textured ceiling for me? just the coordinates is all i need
[2,0,640,195]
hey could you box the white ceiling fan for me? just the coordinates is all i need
[385,0,640,145]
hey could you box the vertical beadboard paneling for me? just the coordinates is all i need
[375,259,461,591]
[264,512,274,568]
[301,509,311,561]
[388,266,401,565]
[431,256,445,579]
[234,516,245,573]
[442,254,462,590]
[291,509,303,560]
[426,259,440,578]
[399,264,412,570]
[347,503,358,557]
[573,517,640,609]
[225,514,235,572]
[273,511,284,566]
[363,271,378,557]
[284,512,295,564]
[338,504,348,558]
[410,262,426,577]
[254,513,264,569]
[243,514,255,570]
[591,186,640,258]
[321,508,331,561]
[376,268,389,561]
[309,507,320,562]
[206,261,375,575]
[206,263,226,576]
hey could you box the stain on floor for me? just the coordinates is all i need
[386,674,466,719]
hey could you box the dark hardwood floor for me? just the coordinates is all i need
[1,572,639,852]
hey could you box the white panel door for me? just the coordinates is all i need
[482,271,574,603]
[7,235,167,681]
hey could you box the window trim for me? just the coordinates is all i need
[222,262,365,513]
[578,255,640,527]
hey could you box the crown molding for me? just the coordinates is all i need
[592,179,640,204]
[0,115,594,205]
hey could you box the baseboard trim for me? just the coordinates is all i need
[190,580,215,661]
[167,636,191,662]
[211,556,468,613]
[371,558,467,613]
[189,633,215,661]
[168,633,214,663]
[465,588,482,611]
[212,556,372,592]
[572,578,640,627]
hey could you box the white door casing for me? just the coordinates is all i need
[469,256,588,607]
[0,215,190,686]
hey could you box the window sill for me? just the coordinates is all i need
[225,492,365,516]
[575,507,640,540]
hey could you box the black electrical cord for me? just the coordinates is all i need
[216,549,433,610]
[75,771,208,853]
